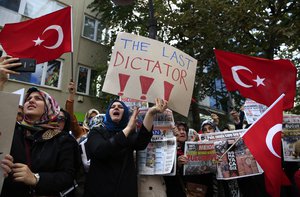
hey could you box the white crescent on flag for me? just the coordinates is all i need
[32,25,64,49]
[42,25,64,49]
[231,65,253,88]
[266,123,282,158]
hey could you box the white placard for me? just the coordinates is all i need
[0,91,20,192]
[102,32,197,117]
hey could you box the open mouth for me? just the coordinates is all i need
[113,111,120,116]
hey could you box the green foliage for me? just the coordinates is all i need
[88,0,300,124]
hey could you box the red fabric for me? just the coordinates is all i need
[0,7,72,64]
[242,95,290,197]
[214,49,296,110]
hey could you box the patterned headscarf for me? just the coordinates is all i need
[103,100,129,132]
[201,120,216,131]
[22,87,60,127]
[88,114,105,129]
[83,108,100,130]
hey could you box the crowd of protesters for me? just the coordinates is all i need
[1,55,300,197]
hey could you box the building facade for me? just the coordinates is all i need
[0,0,109,121]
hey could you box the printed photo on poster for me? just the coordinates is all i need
[243,99,267,124]
[183,141,217,175]
[282,115,300,162]
[199,130,263,180]
[120,97,149,111]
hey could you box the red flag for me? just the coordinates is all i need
[242,94,290,197]
[214,49,296,110]
[0,6,72,64]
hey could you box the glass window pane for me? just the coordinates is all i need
[83,16,96,40]
[23,0,64,18]
[77,66,88,93]
[0,0,21,12]
[89,70,100,96]
[45,60,61,88]
[9,63,43,85]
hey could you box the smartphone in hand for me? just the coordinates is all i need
[11,58,36,72]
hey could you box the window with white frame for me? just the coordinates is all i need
[0,0,64,18]
[82,15,106,43]
[77,65,101,97]
[9,59,63,89]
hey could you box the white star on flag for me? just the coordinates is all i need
[253,75,265,87]
[33,37,44,46]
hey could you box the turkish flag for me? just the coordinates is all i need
[0,6,72,64]
[214,49,296,110]
[242,94,290,197]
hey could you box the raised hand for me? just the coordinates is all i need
[68,81,76,95]
[127,107,140,131]
[0,56,21,90]
[143,98,168,132]
[148,98,168,115]
[0,56,21,76]
[67,81,76,101]
[123,107,140,137]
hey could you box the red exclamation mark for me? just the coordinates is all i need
[139,75,154,100]
[118,73,130,96]
[164,81,174,101]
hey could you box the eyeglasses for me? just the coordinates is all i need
[57,116,66,122]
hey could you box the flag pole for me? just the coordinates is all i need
[218,135,242,160]
[216,91,236,160]
[70,5,74,82]
[218,93,286,160]
[71,52,74,81]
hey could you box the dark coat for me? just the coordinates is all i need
[1,124,80,197]
[84,124,152,197]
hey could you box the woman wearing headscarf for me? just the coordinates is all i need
[0,87,80,197]
[84,98,168,197]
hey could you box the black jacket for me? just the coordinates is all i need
[1,124,80,197]
[84,124,152,197]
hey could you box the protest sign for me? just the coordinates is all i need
[199,130,263,180]
[0,91,20,192]
[282,114,300,162]
[183,141,217,175]
[102,32,197,117]
[243,99,267,124]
